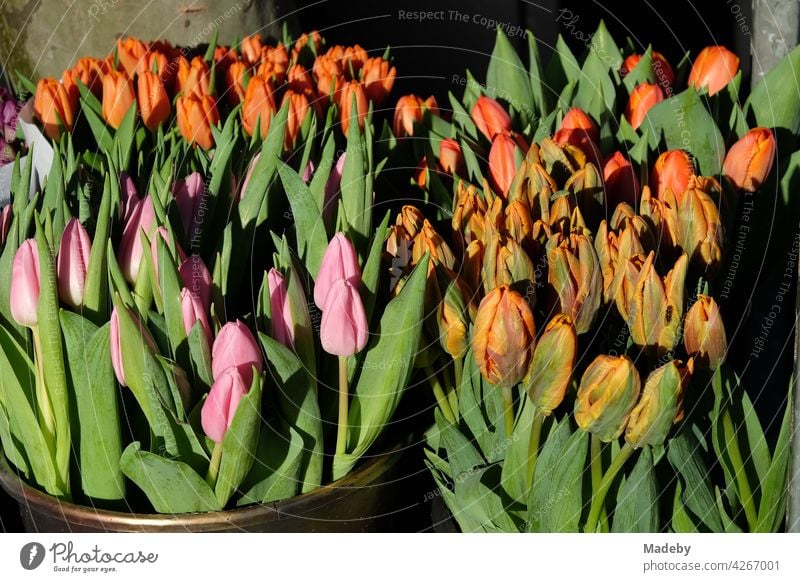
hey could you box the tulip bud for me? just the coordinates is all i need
[34,78,77,140]
[179,255,212,310]
[101,71,135,129]
[684,295,727,369]
[438,138,465,176]
[177,93,220,150]
[287,64,315,95]
[437,276,474,359]
[393,94,439,137]
[323,153,346,222]
[314,232,362,309]
[176,56,211,97]
[109,305,158,387]
[291,30,323,62]
[116,37,148,77]
[471,95,512,140]
[620,51,675,87]
[603,152,641,208]
[118,196,156,284]
[222,61,248,105]
[282,89,318,150]
[504,198,534,247]
[137,71,170,131]
[66,56,108,98]
[640,186,680,252]
[625,359,692,447]
[242,74,276,139]
[524,314,577,415]
[267,268,295,348]
[181,288,212,344]
[313,53,341,99]
[575,354,641,442]
[723,127,776,192]
[173,172,206,240]
[411,220,456,271]
[688,46,740,96]
[489,132,527,197]
[337,80,368,136]
[596,220,646,304]
[613,253,647,320]
[1,205,12,246]
[482,232,536,292]
[10,239,41,327]
[547,233,602,334]
[212,321,263,386]
[677,186,723,273]
[57,218,92,308]
[560,107,599,142]
[626,83,664,130]
[452,182,487,249]
[201,367,249,443]
[463,239,485,294]
[150,226,186,286]
[361,57,396,104]
[472,285,536,387]
[320,278,369,356]
[650,150,695,203]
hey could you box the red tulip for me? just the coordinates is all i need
[268,268,294,348]
[361,57,396,104]
[10,239,40,327]
[560,107,598,142]
[620,52,675,87]
[201,367,249,443]
[603,152,641,208]
[179,255,212,310]
[181,288,212,344]
[57,218,91,308]
[489,132,527,197]
[554,127,602,169]
[173,172,205,239]
[723,127,777,192]
[626,83,664,130]
[471,96,512,140]
[688,46,740,96]
[118,196,156,284]
[314,232,361,309]
[320,278,369,356]
[650,150,695,202]
[438,138,465,176]
[211,321,263,385]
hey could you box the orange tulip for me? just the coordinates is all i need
[344,44,368,74]
[603,152,640,208]
[67,56,109,97]
[393,94,439,137]
[488,132,527,197]
[240,34,264,67]
[137,71,170,131]
[626,83,664,130]
[287,64,315,94]
[723,127,777,192]
[256,58,287,87]
[214,46,239,73]
[337,80,368,135]
[553,127,602,169]
[438,138,465,176]
[262,43,289,70]
[116,37,148,77]
[102,71,135,129]
[34,77,77,140]
[560,107,599,142]
[650,150,695,202]
[224,61,249,105]
[135,50,168,79]
[242,74,276,139]
[471,95,512,140]
[620,51,675,87]
[177,93,219,150]
[282,89,319,150]
[291,30,324,61]
[688,46,740,96]
[313,53,343,98]
[361,57,396,104]
[176,56,211,97]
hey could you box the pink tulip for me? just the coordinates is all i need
[239,152,260,201]
[173,172,206,239]
[320,278,369,356]
[181,288,212,344]
[118,195,155,284]
[56,218,92,308]
[314,232,361,309]
[211,321,263,385]
[179,255,212,310]
[302,160,315,183]
[119,172,139,221]
[110,305,157,386]
[150,226,186,286]
[323,153,346,221]
[10,239,41,327]
[1,205,11,244]
[268,268,294,348]
[201,366,249,443]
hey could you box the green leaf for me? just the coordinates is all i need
[487,28,534,126]
[740,390,770,489]
[755,383,793,532]
[238,421,305,504]
[527,31,550,116]
[573,50,616,123]
[120,442,221,513]
[458,349,505,460]
[360,211,390,324]
[0,401,28,477]
[623,47,655,92]
[545,36,580,93]
[590,20,623,76]
[746,44,800,149]
[82,176,111,325]
[454,465,518,532]
[278,163,328,278]
[82,102,115,155]
[340,103,369,252]
[500,395,535,502]
[438,410,484,478]
[612,448,659,532]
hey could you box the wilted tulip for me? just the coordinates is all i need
[489,132,527,197]
[560,107,599,142]
[620,51,675,87]
[723,127,776,192]
[688,46,740,96]
[337,80,367,136]
[212,321,263,385]
[116,37,148,77]
[179,255,212,310]
[136,70,170,131]
[547,233,602,334]
[201,367,249,443]
[472,285,535,387]
[626,359,692,447]
[677,186,723,273]
[314,232,362,309]
[1,205,12,245]
[397,205,425,238]
[471,95,512,141]
[393,94,439,137]
[626,83,664,130]
[34,77,77,140]
[411,220,456,270]
[524,314,577,415]
[267,268,295,348]
[504,199,534,247]
[176,56,211,97]
[101,71,135,129]
[173,172,205,240]
[242,74,276,139]
[650,150,695,202]
[438,138,465,176]
[118,196,156,284]
[482,232,536,291]
[575,354,641,442]
[362,57,396,104]
[181,288,212,344]
[57,218,91,308]
[177,93,219,150]
[110,305,158,387]
[684,294,727,369]
[603,152,640,208]
[10,239,40,327]
[596,220,646,304]
[320,278,369,356]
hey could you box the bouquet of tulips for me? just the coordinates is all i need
[0,28,430,515]
[387,24,798,532]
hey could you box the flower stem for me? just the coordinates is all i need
[453,356,463,394]
[525,410,544,489]
[590,434,609,532]
[501,385,515,437]
[425,365,456,424]
[585,442,635,533]
[205,441,223,490]
[336,356,349,455]
[722,408,759,530]
[31,326,56,451]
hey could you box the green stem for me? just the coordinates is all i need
[205,441,223,489]
[525,410,544,488]
[425,365,456,424]
[336,356,349,455]
[591,435,610,532]
[501,385,515,437]
[454,356,463,394]
[585,442,636,533]
[722,408,759,530]
[31,326,56,450]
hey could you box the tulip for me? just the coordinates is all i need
[688,46,740,96]
[437,277,473,359]
[524,314,577,415]
[261,43,289,74]
[173,172,206,240]
[34,77,77,140]
[463,239,485,294]
[118,196,156,284]
[626,83,664,130]
[109,305,158,387]
[489,132,527,197]
[393,94,439,137]
[268,268,295,348]
[176,93,219,150]
[613,253,647,321]
[596,221,646,304]
[504,199,534,247]
[471,95,512,141]
[323,153,346,221]
[241,74,276,139]
[343,44,368,73]
[650,150,695,202]
[626,359,692,448]
[137,50,171,82]
[547,233,602,334]
[150,226,186,286]
[1,205,11,245]
[603,152,640,208]
[56,218,91,308]
[482,232,536,291]
[287,64,315,94]
[677,186,723,273]
[620,51,675,87]
[136,70,170,131]
[411,220,456,270]
[313,53,342,99]
[553,127,602,169]
[116,37,148,77]
[336,80,367,136]
[560,107,599,142]
[292,30,323,61]
[10,239,41,327]
[179,255,212,310]
[201,367,249,443]
[282,89,316,150]
[101,71,135,129]
[314,232,361,309]
[212,321,263,386]
[120,172,139,220]
[397,205,426,238]
[67,57,108,97]
[239,152,260,201]
[574,354,641,442]
[319,278,369,357]
[684,294,727,369]
[472,285,536,387]
[240,34,263,67]
[452,182,487,247]
[723,127,776,192]
[181,288,212,344]
[224,61,249,106]
[438,138,465,176]
[640,185,680,252]
[175,56,211,97]
[361,57,396,104]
